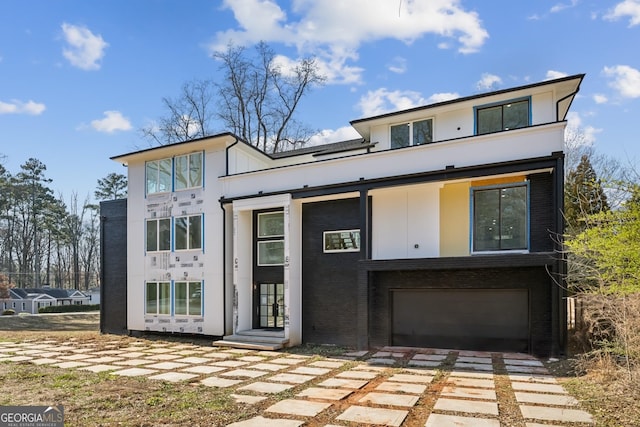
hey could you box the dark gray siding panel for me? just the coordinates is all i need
[529,172,555,252]
[302,198,360,346]
[100,199,128,335]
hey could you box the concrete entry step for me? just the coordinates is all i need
[213,331,289,351]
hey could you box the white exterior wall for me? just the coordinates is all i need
[126,145,228,336]
[371,183,440,259]
[221,123,565,199]
[531,91,554,125]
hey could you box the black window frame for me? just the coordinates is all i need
[475,97,530,135]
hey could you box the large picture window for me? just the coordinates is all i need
[472,184,528,252]
[257,211,284,265]
[146,218,171,252]
[175,152,203,191]
[174,281,202,316]
[146,281,170,315]
[390,118,433,149]
[146,158,172,194]
[175,215,202,251]
[476,99,529,135]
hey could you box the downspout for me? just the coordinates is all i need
[225,137,240,176]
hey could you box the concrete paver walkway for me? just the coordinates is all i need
[0,340,595,426]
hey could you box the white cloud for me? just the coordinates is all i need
[0,99,46,115]
[593,94,608,104]
[426,92,460,103]
[357,88,426,117]
[566,112,601,145]
[211,0,489,84]
[604,0,640,26]
[387,57,407,74]
[476,73,502,91]
[550,0,579,13]
[61,23,108,70]
[307,126,361,146]
[603,65,640,98]
[545,70,568,80]
[90,111,132,133]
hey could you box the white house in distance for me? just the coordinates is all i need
[104,74,584,356]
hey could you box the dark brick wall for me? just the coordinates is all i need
[530,172,556,252]
[369,266,553,356]
[100,199,128,335]
[302,198,360,346]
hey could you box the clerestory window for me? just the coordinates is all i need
[390,118,433,149]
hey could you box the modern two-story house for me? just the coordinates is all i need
[103,74,584,356]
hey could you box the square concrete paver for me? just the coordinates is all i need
[113,368,157,377]
[511,382,567,394]
[387,373,434,384]
[359,392,419,407]
[30,358,59,365]
[220,369,268,379]
[146,361,190,370]
[297,387,353,401]
[413,354,447,361]
[118,352,149,359]
[505,365,550,375]
[342,350,369,357]
[441,386,497,400]
[520,405,594,424]
[509,373,557,384]
[227,416,303,427]
[458,350,493,358]
[237,381,294,394]
[268,373,315,384]
[515,391,579,406]
[54,361,90,368]
[336,370,378,380]
[181,365,226,375]
[81,356,123,364]
[336,405,408,427]
[375,381,426,394]
[269,357,304,365]
[454,362,494,371]
[210,360,249,368]
[58,353,93,361]
[202,352,232,359]
[434,398,499,415]
[148,372,199,382]
[504,358,544,367]
[145,354,182,361]
[238,356,266,362]
[266,399,331,417]
[231,394,268,404]
[446,377,495,389]
[200,376,242,388]
[290,366,330,376]
[113,359,153,366]
[408,360,441,368]
[366,358,397,365]
[457,356,492,364]
[425,414,500,427]
[317,378,369,389]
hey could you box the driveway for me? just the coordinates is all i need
[0,339,594,426]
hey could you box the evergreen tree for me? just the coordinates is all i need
[95,173,127,201]
[565,154,609,233]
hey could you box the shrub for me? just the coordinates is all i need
[38,304,100,314]
[1,309,15,316]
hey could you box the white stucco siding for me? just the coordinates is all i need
[531,91,554,125]
[126,161,147,332]
[371,183,440,259]
[221,122,565,199]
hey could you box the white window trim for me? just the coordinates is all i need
[146,218,171,253]
[146,157,173,195]
[173,281,203,317]
[174,214,203,251]
[174,152,204,192]
[323,229,361,253]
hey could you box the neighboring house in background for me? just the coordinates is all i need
[103,74,584,356]
[0,288,92,314]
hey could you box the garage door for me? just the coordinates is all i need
[392,289,529,352]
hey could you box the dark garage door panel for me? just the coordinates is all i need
[392,289,529,352]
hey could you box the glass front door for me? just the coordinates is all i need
[257,283,284,329]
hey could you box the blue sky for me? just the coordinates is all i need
[1,0,639,201]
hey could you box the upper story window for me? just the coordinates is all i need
[146,158,172,194]
[175,214,202,251]
[390,118,433,149]
[472,184,528,252]
[257,211,284,266]
[146,218,171,252]
[476,98,530,135]
[175,152,203,191]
